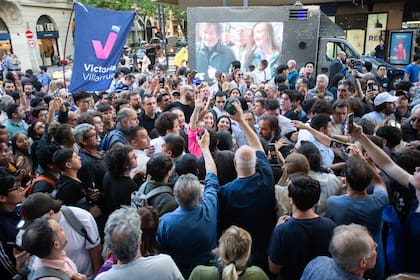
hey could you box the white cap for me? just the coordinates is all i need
[373,92,398,106]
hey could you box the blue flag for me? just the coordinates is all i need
[69,3,135,92]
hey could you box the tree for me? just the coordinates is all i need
[78,0,187,36]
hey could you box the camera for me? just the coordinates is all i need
[349,58,363,69]
[159,77,165,88]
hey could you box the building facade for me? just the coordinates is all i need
[0,0,74,71]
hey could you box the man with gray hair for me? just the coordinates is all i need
[307,74,334,103]
[157,129,218,278]
[301,224,377,280]
[100,108,139,151]
[96,207,183,280]
[74,123,106,208]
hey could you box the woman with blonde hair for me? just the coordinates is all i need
[189,225,268,279]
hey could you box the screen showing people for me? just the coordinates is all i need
[389,32,412,65]
[195,22,284,80]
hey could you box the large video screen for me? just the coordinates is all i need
[195,22,284,80]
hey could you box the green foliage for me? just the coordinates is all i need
[166,4,187,22]
[78,0,134,11]
[77,0,186,22]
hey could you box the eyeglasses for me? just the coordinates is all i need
[411,117,420,123]
[84,133,99,139]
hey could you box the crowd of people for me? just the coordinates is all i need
[0,48,420,280]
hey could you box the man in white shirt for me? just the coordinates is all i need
[251,59,270,85]
[22,217,85,280]
[127,126,151,179]
[21,193,102,278]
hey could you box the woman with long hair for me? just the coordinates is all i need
[11,132,32,184]
[245,22,281,76]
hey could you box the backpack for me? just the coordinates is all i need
[100,129,128,151]
[61,206,96,244]
[24,175,56,197]
[12,207,95,280]
[13,256,70,280]
[28,266,70,280]
[131,181,173,208]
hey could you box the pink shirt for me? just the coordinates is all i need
[31,251,78,279]
[188,127,202,158]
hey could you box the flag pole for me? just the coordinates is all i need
[62,2,75,90]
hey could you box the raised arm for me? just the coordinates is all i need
[229,102,263,152]
[197,129,217,175]
[292,120,332,147]
[350,124,412,188]
[189,94,205,131]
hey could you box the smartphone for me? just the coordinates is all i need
[368,83,374,91]
[7,242,23,252]
[347,113,354,133]
[268,143,278,163]
[224,98,239,115]
[330,140,348,149]
[268,143,276,152]
[159,77,165,89]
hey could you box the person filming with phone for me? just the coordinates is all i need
[218,100,276,274]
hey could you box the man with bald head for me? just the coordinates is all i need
[218,102,276,274]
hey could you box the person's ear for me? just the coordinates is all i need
[65,161,72,169]
[47,209,55,218]
[0,194,7,203]
[359,257,367,269]
[52,239,60,249]
[80,138,87,147]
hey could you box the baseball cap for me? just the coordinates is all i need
[192,78,202,85]
[20,193,62,222]
[373,92,398,106]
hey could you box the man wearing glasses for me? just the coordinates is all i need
[0,170,27,279]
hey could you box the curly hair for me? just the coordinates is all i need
[104,145,133,176]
